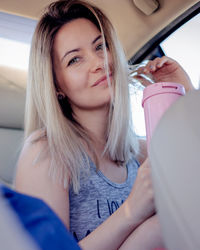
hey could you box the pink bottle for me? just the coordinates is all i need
[142,82,185,150]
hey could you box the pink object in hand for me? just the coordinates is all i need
[142,82,185,150]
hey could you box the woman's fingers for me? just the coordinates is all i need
[136,56,194,92]
[142,56,175,74]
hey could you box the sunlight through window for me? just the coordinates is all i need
[0,38,30,70]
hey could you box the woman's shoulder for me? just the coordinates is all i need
[17,129,48,164]
[21,128,48,158]
[15,129,50,186]
[25,128,47,146]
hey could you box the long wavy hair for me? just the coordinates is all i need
[25,0,139,193]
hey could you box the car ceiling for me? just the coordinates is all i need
[0,0,199,88]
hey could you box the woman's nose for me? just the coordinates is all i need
[89,52,105,73]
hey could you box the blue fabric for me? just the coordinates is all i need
[0,185,80,250]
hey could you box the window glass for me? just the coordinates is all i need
[0,12,36,78]
[0,38,30,70]
[161,14,200,89]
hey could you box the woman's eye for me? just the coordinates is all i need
[67,57,80,66]
[96,43,104,51]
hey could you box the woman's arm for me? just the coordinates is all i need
[119,214,165,250]
[137,138,148,165]
[15,130,70,229]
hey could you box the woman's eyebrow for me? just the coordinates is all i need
[61,48,80,62]
[61,35,102,62]
[92,35,102,44]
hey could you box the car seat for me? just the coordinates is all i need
[150,89,200,250]
[0,74,25,187]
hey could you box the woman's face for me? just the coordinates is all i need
[53,18,113,114]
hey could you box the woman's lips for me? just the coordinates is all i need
[92,73,112,87]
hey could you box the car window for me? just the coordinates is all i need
[0,12,35,77]
[0,38,30,71]
[161,13,200,89]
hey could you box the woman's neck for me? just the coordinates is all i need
[73,105,119,173]
[73,105,109,146]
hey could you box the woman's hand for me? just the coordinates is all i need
[137,56,194,92]
[127,158,155,226]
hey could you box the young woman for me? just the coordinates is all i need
[15,0,194,249]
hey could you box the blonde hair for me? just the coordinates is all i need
[25,0,139,193]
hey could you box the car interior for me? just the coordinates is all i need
[0,0,200,248]
[0,0,199,187]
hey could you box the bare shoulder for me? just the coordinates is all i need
[23,128,47,151]
[16,128,49,183]
[15,129,70,228]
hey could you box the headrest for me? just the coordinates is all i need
[0,75,25,129]
[150,90,200,249]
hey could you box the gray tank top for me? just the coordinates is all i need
[69,157,139,242]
